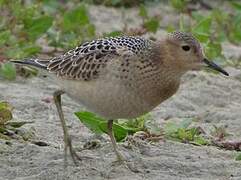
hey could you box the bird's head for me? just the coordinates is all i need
[162,31,229,76]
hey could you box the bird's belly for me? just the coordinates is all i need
[59,79,160,119]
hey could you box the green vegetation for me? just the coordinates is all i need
[1,1,241,156]
[139,4,160,33]
[1,0,241,79]
[0,62,16,80]
[76,111,209,146]
[236,153,241,161]
[75,111,155,142]
[164,118,210,145]
[0,101,34,140]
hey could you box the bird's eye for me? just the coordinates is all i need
[182,45,190,51]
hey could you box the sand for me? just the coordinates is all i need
[1,3,241,180]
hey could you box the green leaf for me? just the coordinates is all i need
[75,111,106,134]
[5,44,41,59]
[62,5,90,32]
[204,41,222,60]
[139,4,148,18]
[164,121,179,135]
[24,15,53,40]
[178,118,193,129]
[170,0,188,11]
[0,62,16,80]
[193,32,210,43]
[0,102,13,125]
[192,12,205,22]
[42,0,61,14]
[164,119,196,141]
[231,1,241,11]
[25,16,53,40]
[236,153,241,161]
[110,0,122,6]
[144,18,159,33]
[192,136,210,145]
[228,14,241,43]
[0,30,11,47]
[85,24,96,38]
[193,17,212,32]
[166,25,175,33]
[5,121,34,128]
[75,111,138,142]
[104,31,123,37]
[177,128,187,140]
[99,121,128,142]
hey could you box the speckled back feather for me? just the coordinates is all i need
[36,36,151,81]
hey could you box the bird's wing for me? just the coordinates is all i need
[40,36,150,81]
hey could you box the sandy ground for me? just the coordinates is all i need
[1,67,241,180]
[1,3,241,180]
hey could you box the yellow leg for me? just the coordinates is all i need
[53,90,81,166]
[107,120,125,162]
[107,120,139,173]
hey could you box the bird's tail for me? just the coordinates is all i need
[11,58,48,70]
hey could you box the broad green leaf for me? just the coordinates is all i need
[178,118,193,129]
[0,62,16,80]
[192,17,212,34]
[236,153,241,161]
[204,41,222,60]
[0,30,11,47]
[75,111,105,134]
[170,0,188,11]
[0,102,13,125]
[231,1,241,11]
[104,31,123,37]
[144,18,159,33]
[85,24,96,38]
[62,5,90,32]
[228,14,241,43]
[177,128,186,140]
[211,9,228,25]
[193,32,210,43]
[139,4,148,18]
[6,121,34,128]
[5,44,41,59]
[75,111,138,141]
[24,16,53,40]
[164,121,179,135]
[144,119,162,135]
[192,136,210,145]
[0,0,4,6]
[191,12,205,22]
[110,0,122,6]
[42,0,61,14]
[166,25,175,33]
[99,121,128,142]
[22,45,41,56]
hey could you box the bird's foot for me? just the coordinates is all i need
[111,151,140,173]
[62,136,91,167]
[63,135,82,167]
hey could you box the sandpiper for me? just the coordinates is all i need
[11,31,229,168]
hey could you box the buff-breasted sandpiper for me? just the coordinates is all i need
[11,31,229,170]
